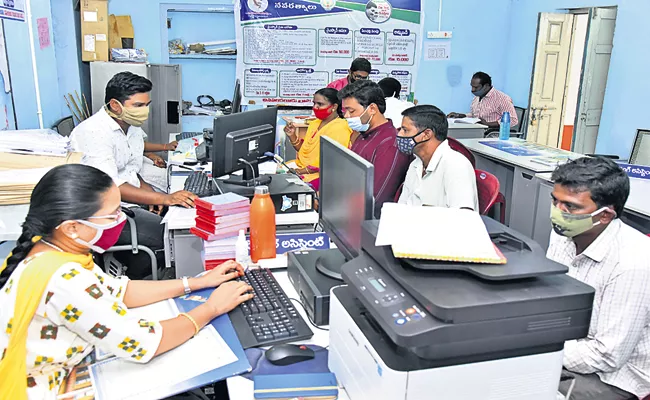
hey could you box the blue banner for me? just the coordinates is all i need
[618,163,650,180]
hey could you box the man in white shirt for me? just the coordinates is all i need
[70,72,196,278]
[397,105,478,210]
[378,77,414,129]
[548,157,650,400]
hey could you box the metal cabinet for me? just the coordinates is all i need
[90,62,182,144]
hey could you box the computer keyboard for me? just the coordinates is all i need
[229,268,314,349]
[183,171,218,197]
[176,132,203,141]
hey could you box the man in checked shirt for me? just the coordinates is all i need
[447,71,518,129]
[548,157,650,400]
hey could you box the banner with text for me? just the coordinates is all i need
[0,0,25,22]
[235,0,423,105]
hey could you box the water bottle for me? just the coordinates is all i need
[235,229,249,266]
[499,112,511,140]
[249,186,276,262]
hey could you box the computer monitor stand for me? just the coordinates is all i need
[221,160,272,187]
[314,249,347,281]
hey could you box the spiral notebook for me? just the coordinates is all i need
[376,203,506,264]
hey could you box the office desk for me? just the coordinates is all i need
[459,138,583,239]
[448,122,487,139]
[533,172,650,250]
[0,204,29,241]
[226,269,349,399]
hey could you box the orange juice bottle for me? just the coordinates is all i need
[250,186,276,262]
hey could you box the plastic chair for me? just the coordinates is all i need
[447,137,476,168]
[52,116,75,137]
[475,169,506,223]
[102,207,160,280]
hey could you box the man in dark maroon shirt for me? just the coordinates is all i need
[339,80,410,217]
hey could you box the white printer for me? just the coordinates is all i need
[329,218,594,400]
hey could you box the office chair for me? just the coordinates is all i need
[447,137,476,168]
[52,116,75,137]
[484,106,527,139]
[102,207,160,280]
[476,169,506,224]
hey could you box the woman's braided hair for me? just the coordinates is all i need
[0,164,114,288]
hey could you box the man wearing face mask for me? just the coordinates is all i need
[397,105,478,210]
[327,57,372,91]
[548,157,650,400]
[447,71,518,129]
[71,72,196,279]
[339,80,410,217]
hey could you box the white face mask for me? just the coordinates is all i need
[346,107,372,132]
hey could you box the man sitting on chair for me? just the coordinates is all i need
[397,105,478,211]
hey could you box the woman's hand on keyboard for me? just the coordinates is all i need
[200,261,245,288]
[164,190,197,208]
[207,281,254,315]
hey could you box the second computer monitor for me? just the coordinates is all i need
[319,136,374,261]
[212,106,278,186]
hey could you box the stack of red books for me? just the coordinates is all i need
[190,193,250,242]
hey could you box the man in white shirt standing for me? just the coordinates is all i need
[548,157,650,400]
[378,77,414,129]
[397,105,478,210]
[70,72,196,279]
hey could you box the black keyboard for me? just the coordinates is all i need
[176,132,202,141]
[183,172,217,197]
[229,268,313,349]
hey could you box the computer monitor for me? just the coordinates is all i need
[317,136,374,280]
[231,79,242,114]
[212,107,278,187]
[630,129,650,166]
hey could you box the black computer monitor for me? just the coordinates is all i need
[212,107,277,187]
[231,79,242,114]
[317,136,374,280]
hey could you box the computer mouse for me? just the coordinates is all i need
[264,344,315,366]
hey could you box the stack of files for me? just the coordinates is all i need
[202,236,238,270]
[253,373,338,399]
[0,167,52,205]
[376,203,507,264]
[190,193,251,241]
[0,129,72,156]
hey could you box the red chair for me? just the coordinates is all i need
[447,137,476,168]
[394,183,403,203]
[476,169,506,223]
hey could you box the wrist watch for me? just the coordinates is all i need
[181,276,191,295]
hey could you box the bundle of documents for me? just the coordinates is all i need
[202,236,238,270]
[447,117,481,124]
[376,203,506,264]
[253,373,338,399]
[0,167,52,205]
[190,193,251,241]
[0,129,72,156]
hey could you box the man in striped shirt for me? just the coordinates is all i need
[448,71,518,129]
[339,80,410,218]
[548,157,650,400]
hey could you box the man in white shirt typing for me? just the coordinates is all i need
[548,157,650,400]
[397,105,478,210]
[70,72,196,279]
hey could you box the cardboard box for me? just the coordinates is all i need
[81,0,109,62]
[109,15,135,50]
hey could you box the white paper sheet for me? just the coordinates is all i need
[92,324,237,400]
[448,117,481,124]
[84,34,96,52]
[161,206,197,230]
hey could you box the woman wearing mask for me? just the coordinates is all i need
[283,88,352,186]
[0,164,253,400]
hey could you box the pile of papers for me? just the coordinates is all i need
[0,167,52,205]
[202,236,238,270]
[0,129,72,156]
[376,203,506,264]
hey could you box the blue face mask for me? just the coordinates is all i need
[396,129,428,155]
[346,107,372,132]
[472,85,490,98]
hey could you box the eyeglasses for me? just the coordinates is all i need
[88,210,125,221]
[351,74,369,80]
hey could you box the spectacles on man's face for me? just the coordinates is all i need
[351,73,369,81]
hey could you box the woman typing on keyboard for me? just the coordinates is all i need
[0,164,253,400]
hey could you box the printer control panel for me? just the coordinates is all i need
[349,260,430,329]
